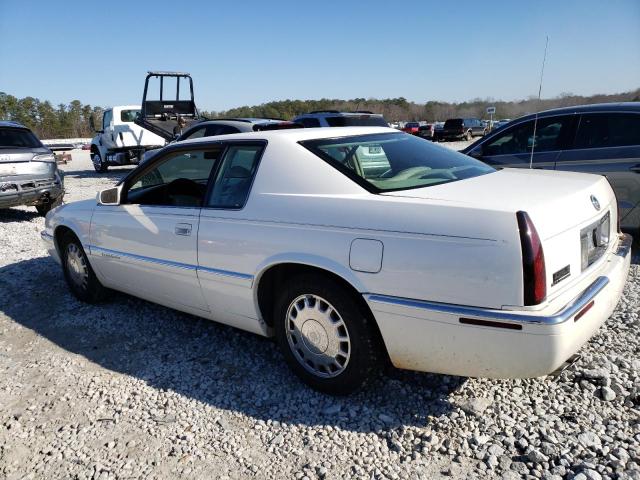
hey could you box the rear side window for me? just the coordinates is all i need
[483,116,573,156]
[325,116,388,127]
[207,144,264,209]
[0,128,42,148]
[574,113,640,149]
[301,132,494,192]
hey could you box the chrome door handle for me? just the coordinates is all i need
[175,223,192,236]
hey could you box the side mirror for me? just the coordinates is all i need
[97,185,123,206]
[89,115,103,134]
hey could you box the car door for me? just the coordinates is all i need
[471,115,575,169]
[89,145,223,313]
[555,112,640,230]
[196,141,267,333]
[101,109,115,150]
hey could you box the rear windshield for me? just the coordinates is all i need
[405,122,419,128]
[325,116,388,127]
[120,109,140,122]
[301,132,494,192]
[0,128,43,148]
[253,122,304,131]
[444,119,463,128]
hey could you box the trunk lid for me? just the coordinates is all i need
[382,168,617,301]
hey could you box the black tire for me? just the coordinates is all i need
[35,195,63,216]
[274,274,381,395]
[60,231,108,303]
[92,152,108,173]
[465,130,473,141]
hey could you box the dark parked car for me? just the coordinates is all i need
[461,102,640,234]
[442,118,486,141]
[142,118,301,163]
[0,121,64,215]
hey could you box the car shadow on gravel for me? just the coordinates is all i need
[0,208,41,223]
[0,257,465,432]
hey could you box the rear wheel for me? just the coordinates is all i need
[274,274,381,395]
[60,231,108,303]
[92,152,107,173]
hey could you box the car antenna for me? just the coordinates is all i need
[529,36,549,169]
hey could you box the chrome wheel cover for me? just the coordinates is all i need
[92,154,101,168]
[66,243,88,290]
[285,294,351,378]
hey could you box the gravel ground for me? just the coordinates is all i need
[1,147,639,480]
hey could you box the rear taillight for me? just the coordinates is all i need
[516,211,546,305]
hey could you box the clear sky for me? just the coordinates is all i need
[1,0,639,111]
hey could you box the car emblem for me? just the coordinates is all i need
[590,195,601,211]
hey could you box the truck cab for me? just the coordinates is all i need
[90,105,165,172]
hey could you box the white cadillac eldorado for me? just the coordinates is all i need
[41,127,632,394]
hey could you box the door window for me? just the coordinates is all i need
[207,144,264,209]
[126,148,222,207]
[574,113,640,149]
[102,110,113,129]
[297,118,322,128]
[483,116,572,156]
[205,125,242,136]
[180,126,206,141]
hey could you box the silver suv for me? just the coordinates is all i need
[0,121,64,215]
[292,110,389,128]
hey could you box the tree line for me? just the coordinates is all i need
[0,92,103,139]
[205,89,640,122]
[1,89,639,139]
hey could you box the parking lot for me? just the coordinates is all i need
[1,148,639,480]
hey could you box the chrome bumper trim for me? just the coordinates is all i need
[367,276,610,326]
[615,233,633,258]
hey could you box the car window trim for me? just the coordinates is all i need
[202,139,268,211]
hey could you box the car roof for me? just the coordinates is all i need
[295,111,384,118]
[176,126,396,147]
[0,120,28,129]
[521,102,640,121]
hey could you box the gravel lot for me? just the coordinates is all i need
[1,146,639,480]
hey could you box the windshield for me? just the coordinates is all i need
[301,132,494,192]
[325,116,388,127]
[120,109,140,122]
[0,128,43,148]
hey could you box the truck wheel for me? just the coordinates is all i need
[274,274,381,395]
[92,152,107,173]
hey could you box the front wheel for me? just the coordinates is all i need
[60,232,108,303]
[465,130,473,141]
[92,152,107,173]
[274,274,381,395]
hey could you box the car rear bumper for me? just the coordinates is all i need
[365,233,632,378]
[0,177,63,208]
